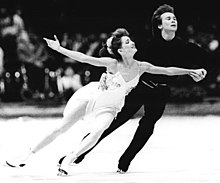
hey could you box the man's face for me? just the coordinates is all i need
[159,12,177,32]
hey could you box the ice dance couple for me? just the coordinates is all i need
[6,4,209,176]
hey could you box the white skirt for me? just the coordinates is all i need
[64,82,127,118]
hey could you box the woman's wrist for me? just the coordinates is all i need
[188,69,194,75]
[56,45,62,52]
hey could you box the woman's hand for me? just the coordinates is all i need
[189,68,207,82]
[43,35,60,51]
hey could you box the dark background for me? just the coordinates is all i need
[0,0,220,103]
[1,0,220,36]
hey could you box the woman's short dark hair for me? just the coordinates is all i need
[99,28,129,61]
[151,4,174,36]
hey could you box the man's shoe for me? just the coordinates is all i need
[57,168,69,176]
[57,154,84,167]
[57,156,66,167]
[116,168,126,174]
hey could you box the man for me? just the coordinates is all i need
[63,4,211,173]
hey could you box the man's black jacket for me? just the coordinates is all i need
[134,35,216,86]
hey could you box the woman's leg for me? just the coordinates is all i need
[58,111,115,175]
[31,99,88,153]
[73,83,145,164]
[6,96,88,167]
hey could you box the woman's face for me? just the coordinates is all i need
[159,12,177,32]
[119,36,137,56]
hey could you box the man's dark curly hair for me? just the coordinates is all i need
[151,4,175,37]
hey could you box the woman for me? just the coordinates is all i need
[6,28,206,175]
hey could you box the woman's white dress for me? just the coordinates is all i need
[64,69,140,119]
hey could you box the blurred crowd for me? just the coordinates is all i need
[0,7,108,102]
[0,7,220,103]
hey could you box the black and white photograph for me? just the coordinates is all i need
[1,0,220,182]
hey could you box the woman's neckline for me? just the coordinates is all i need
[107,61,139,83]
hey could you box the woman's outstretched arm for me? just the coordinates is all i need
[139,61,207,82]
[44,35,116,67]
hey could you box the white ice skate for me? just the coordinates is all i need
[57,152,77,176]
[5,148,33,168]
